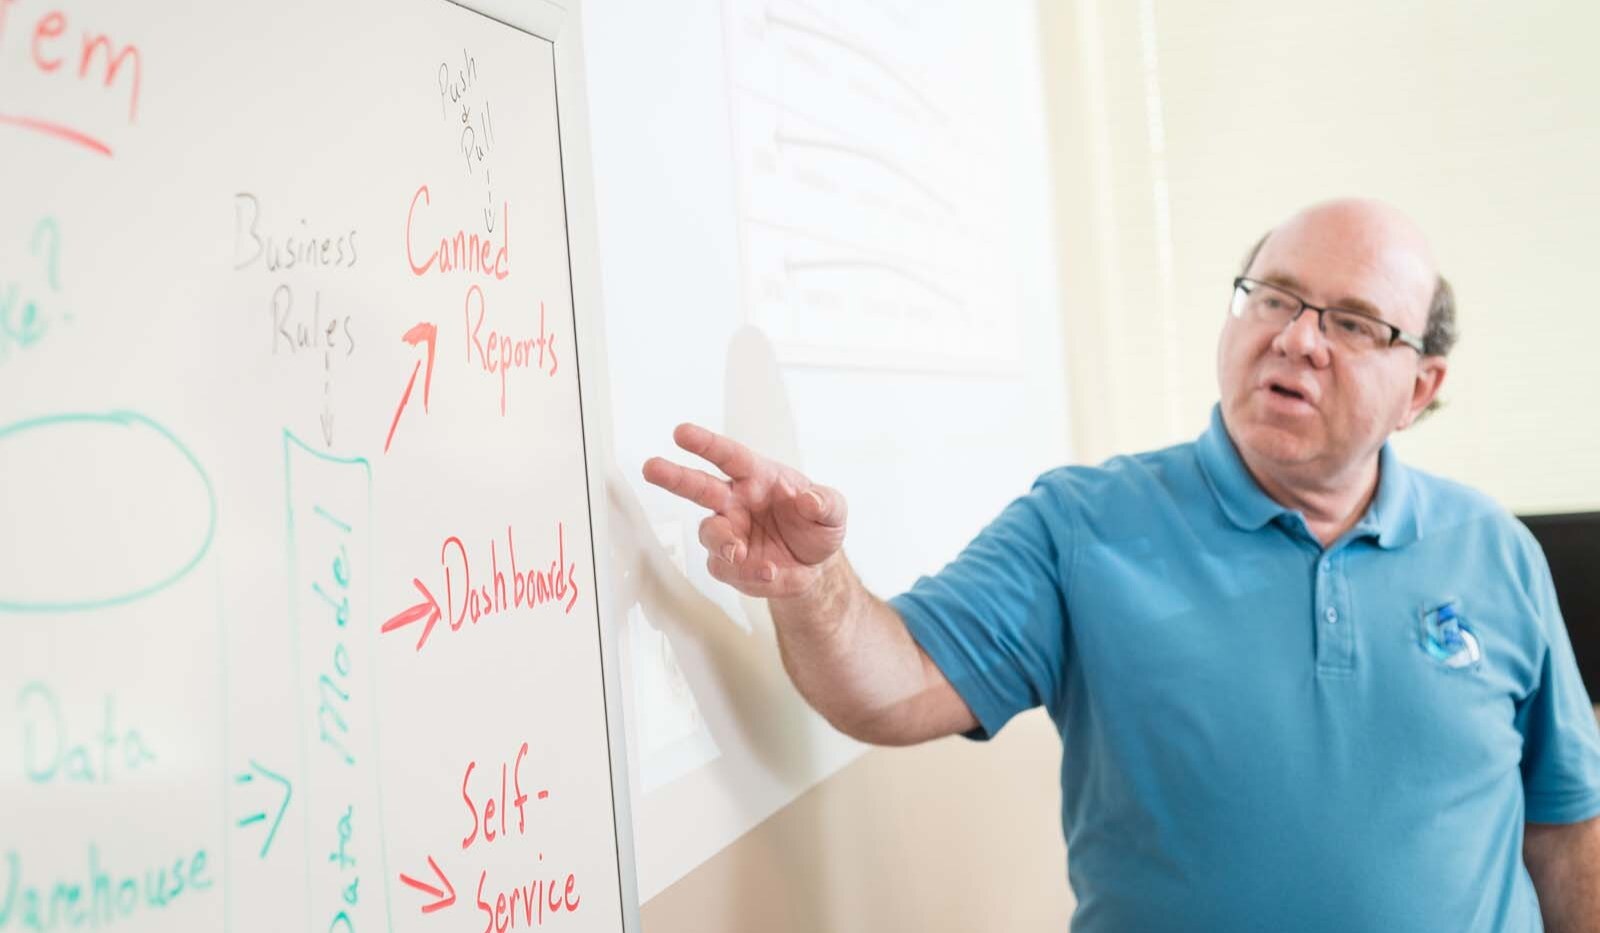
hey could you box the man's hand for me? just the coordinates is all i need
[642,423,847,599]
[641,422,977,744]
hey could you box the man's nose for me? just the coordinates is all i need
[1273,309,1330,363]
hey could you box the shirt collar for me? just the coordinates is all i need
[1361,441,1421,549]
[1195,404,1421,549]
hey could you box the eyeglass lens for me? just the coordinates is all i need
[1235,282,1389,350]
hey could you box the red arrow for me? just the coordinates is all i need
[384,322,437,454]
[381,578,442,652]
[398,854,455,914]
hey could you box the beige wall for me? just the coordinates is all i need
[640,710,1072,931]
[1046,0,1600,514]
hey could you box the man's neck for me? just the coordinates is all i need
[1241,451,1382,549]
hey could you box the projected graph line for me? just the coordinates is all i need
[762,8,946,124]
[783,257,963,307]
[773,131,956,215]
[748,216,973,272]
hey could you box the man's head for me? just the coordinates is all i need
[1216,198,1452,488]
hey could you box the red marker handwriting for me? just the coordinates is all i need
[0,4,141,155]
[379,578,441,651]
[383,321,436,454]
[464,286,557,416]
[0,112,110,156]
[476,863,581,929]
[398,855,455,914]
[380,523,580,654]
[407,739,579,929]
[405,184,509,280]
[461,742,546,850]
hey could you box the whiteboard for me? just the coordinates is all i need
[0,1,638,931]
[582,0,1069,900]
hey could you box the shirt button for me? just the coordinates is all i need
[1325,607,1338,624]
[1320,559,1331,573]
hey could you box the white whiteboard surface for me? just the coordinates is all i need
[0,1,637,931]
[582,0,1069,901]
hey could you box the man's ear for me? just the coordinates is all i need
[1398,356,1449,430]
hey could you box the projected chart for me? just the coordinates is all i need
[722,0,1021,372]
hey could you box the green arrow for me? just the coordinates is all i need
[235,759,293,858]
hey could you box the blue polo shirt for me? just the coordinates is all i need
[891,406,1600,932]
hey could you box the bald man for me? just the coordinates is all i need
[644,200,1600,932]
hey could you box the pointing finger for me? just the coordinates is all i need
[673,423,760,480]
[642,457,734,513]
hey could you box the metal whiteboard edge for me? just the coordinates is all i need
[440,1,641,930]
[553,4,645,930]
[444,0,568,42]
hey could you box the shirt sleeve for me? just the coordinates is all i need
[888,477,1073,741]
[1515,526,1600,824]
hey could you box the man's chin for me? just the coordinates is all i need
[1233,418,1322,467]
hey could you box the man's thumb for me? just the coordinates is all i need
[797,485,847,528]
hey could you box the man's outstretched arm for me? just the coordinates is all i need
[766,551,978,745]
[643,423,978,746]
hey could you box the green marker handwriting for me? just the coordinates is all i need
[18,682,155,783]
[234,759,293,859]
[0,412,216,614]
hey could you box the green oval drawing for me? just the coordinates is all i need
[0,411,217,613]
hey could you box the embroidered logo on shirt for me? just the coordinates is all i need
[1418,600,1481,670]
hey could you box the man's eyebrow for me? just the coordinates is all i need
[1259,272,1307,293]
[1259,272,1387,319]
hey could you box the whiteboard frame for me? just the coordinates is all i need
[443,1,640,928]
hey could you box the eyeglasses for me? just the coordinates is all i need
[1231,277,1426,354]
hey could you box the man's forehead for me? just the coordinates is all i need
[1250,200,1437,324]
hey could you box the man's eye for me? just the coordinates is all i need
[1334,314,1379,337]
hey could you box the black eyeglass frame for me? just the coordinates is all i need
[1232,277,1427,354]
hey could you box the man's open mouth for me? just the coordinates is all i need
[1268,383,1308,402]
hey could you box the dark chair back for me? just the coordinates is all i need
[1520,512,1600,701]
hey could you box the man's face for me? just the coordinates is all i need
[1216,202,1447,483]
